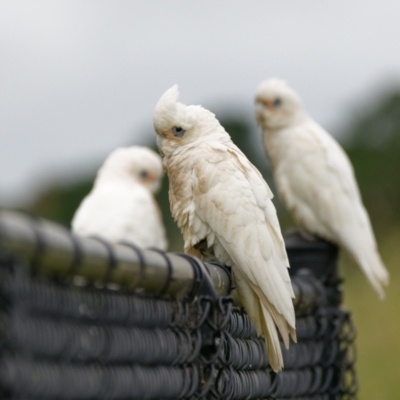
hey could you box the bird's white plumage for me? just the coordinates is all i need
[255,78,389,298]
[72,146,167,250]
[154,85,296,371]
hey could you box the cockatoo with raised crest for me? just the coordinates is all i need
[153,85,296,372]
[72,146,168,250]
[255,78,389,298]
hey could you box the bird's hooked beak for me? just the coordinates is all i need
[254,99,268,125]
[255,100,265,114]
[143,172,158,183]
[146,172,161,194]
[256,98,273,110]
[156,134,165,157]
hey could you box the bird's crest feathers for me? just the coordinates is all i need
[155,84,180,117]
[153,85,222,146]
[153,84,182,133]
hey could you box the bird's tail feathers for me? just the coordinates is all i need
[352,248,389,299]
[234,273,296,372]
[252,285,297,345]
[256,287,296,372]
[260,305,283,372]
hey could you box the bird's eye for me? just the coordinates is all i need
[273,98,282,108]
[171,126,185,137]
[140,170,149,179]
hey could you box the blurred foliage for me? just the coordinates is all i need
[28,180,94,229]
[345,92,400,235]
[26,88,400,399]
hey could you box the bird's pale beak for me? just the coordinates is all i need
[156,134,165,157]
[145,172,157,182]
[261,99,273,108]
[255,101,265,114]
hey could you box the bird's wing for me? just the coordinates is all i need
[185,142,295,326]
[275,120,388,296]
[275,121,361,233]
[310,120,361,200]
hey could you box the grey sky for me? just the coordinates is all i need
[1,1,400,206]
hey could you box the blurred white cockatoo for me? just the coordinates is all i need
[255,78,389,298]
[72,146,168,250]
[153,85,296,372]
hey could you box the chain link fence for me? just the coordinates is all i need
[0,211,357,399]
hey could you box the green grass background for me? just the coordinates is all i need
[341,228,400,399]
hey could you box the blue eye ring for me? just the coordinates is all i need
[172,126,185,137]
[140,170,149,179]
[273,98,282,108]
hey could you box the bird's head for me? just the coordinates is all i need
[153,85,222,157]
[99,146,164,194]
[254,78,304,130]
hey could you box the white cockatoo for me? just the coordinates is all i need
[72,146,168,250]
[153,85,296,372]
[255,78,389,298]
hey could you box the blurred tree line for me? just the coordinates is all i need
[27,90,400,251]
[345,91,400,236]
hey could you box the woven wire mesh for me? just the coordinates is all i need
[0,238,358,399]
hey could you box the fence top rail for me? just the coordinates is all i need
[0,210,330,310]
[0,210,231,298]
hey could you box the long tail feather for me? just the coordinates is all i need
[260,304,283,371]
[252,284,297,346]
[352,248,389,299]
[235,271,296,372]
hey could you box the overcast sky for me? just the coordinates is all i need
[1,1,400,206]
